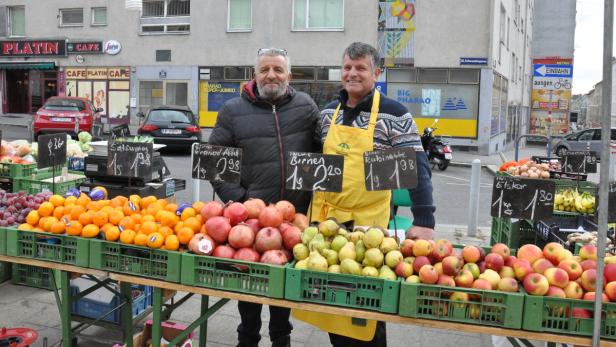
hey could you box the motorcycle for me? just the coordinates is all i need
[421,119,452,171]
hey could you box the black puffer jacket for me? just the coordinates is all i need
[208,81,320,213]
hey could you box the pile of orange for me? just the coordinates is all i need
[18,194,208,252]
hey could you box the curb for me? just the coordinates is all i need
[448,161,499,176]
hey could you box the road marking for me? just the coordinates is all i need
[433,173,471,182]
[445,182,493,187]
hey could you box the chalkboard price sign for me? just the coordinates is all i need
[191,143,242,183]
[491,176,555,220]
[364,148,418,191]
[609,182,616,223]
[285,151,344,192]
[109,124,130,140]
[560,151,597,174]
[107,141,153,178]
[38,133,68,169]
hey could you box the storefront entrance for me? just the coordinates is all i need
[5,69,29,113]
[4,69,57,113]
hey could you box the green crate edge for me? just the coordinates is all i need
[0,226,6,255]
[89,238,181,283]
[284,265,400,314]
[490,218,537,249]
[398,281,524,329]
[181,252,285,298]
[5,228,89,267]
[11,263,60,290]
[0,163,37,179]
[12,173,86,195]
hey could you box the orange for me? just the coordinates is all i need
[160,212,178,228]
[82,224,100,238]
[100,206,115,215]
[50,220,66,234]
[38,201,54,217]
[141,214,155,223]
[192,201,205,214]
[101,223,114,233]
[129,195,141,207]
[194,215,203,225]
[183,217,201,233]
[76,193,91,207]
[92,210,109,227]
[108,210,124,225]
[52,206,66,220]
[118,216,136,231]
[64,195,78,206]
[98,199,110,207]
[147,232,165,249]
[146,203,162,217]
[130,213,142,225]
[119,229,136,244]
[158,226,173,238]
[26,210,40,226]
[140,196,157,209]
[70,205,86,221]
[78,211,94,226]
[38,216,48,229]
[165,203,178,213]
[105,226,121,241]
[164,234,180,251]
[180,207,196,221]
[174,221,185,234]
[49,194,65,207]
[18,223,33,231]
[134,233,148,246]
[86,201,100,211]
[43,217,59,232]
[177,227,194,245]
[140,221,158,235]
[66,220,83,236]
[110,197,125,208]
[122,201,140,216]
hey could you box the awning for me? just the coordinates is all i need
[0,62,56,70]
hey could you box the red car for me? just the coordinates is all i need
[33,96,102,140]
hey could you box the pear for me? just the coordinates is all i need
[295,259,308,269]
[328,264,341,273]
[379,265,397,280]
[340,259,361,275]
[324,240,332,249]
[363,248,384,268]
[331,235,348,252]
[307,250,328,272]
[355,240,366,263]
[318,219,340,237]
[361,266,379,277]
[293,243,309,261]
[308,233,326,252]
[320,248,339,266]
[385,250,404,268]
[337,228,349,237]
[363,228,384,249]
[301,226,319,245]
[380,237,399,254]
[338,242,357,262]
[348,231,364,244]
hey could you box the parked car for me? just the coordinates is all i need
[137,105,202,149]
[33,96,102,140]
[553,127,616,158]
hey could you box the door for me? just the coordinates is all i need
[6,69,29,113]
[590,129,603,156]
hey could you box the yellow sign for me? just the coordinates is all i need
[198,81,245,127]
[414,118,477,138]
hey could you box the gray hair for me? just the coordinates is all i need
[255,49,291,73]
[342,42,380,72]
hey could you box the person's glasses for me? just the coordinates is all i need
[257,48,287,56]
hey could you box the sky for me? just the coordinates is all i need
[573,0,606,94]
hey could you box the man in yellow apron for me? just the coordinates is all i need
[295,42,436,346]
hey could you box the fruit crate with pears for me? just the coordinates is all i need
[490,218,539,249]
[89,239,181,282]
[5,227,89,267]
[398,282,524,329]
[523,294,616,339]
[181,253,286,298]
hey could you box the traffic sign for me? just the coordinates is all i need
[533,64,573,78]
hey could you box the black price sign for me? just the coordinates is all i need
[107,141,153,178]
[560,151,597,174]
[491,176,555,220]
[609,182,616,223]
[285,151,343,192]
[364,148,418,191]
[38,133,67,169]
[191,143,242,183]
[110,124,130,140]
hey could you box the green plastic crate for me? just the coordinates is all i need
[6,228,89,267]
[523,294,616,339]
[553,179,598,196]
[0,262,11,283]
[490,218,538,249]
[398,282,524,329]
[11,263,60,290]
[285,264,400,313]
[0,226,7,255]
[13,170,85,195]
[0,163,36,179]
[181,253,286,298]
[89,239,181,282]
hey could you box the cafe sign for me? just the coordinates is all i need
[67,41,103,54]
[0,40,67,57]
[65,67,131,80]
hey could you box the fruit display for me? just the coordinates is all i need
[498,158,554,179]
[0,189,51,226]
[553,188,596,214]
[0,139,35,164]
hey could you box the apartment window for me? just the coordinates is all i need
[59,8,84,26]
[499,5,506,44]
[506,17,510,49]
[143,0,189,17]
[293,0,344,31]
[156,50,171,62]
[228,0,251,31]
[141,0,190,33]
[91,7,107,26]
[8,6,25,36]
[511,53,516,82]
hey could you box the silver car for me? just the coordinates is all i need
[553,128,616,158]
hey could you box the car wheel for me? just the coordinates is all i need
[556,146,567,157]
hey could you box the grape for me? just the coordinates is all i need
[6,216,15,225]
[33,204,40,210]
[16,215,24,223]
[0,220,7,227]
[34,197,43,204]
[14,203,22,210]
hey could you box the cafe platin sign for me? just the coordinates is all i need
[0,40,67,56]
[67,41,103,54]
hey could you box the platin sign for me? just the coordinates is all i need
[38,133,67,169]
[285,152,344,192]
[107,141,153,178]
[109,124,130,140]
[0,40,67,56]
[491,176,555,220]
[560,151,597,174]
[364,147,418,191]
[610,182,616,223]
[191,144,242,183]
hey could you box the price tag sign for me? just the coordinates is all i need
[109,124,130,140]
[609,182,616,223]
[285,151,344,192]
[491,176,555,220]
[364,148,418,191]
[107,141,153,178]
[560,151,597,174]
[191,143,242,183]
[38,133,67,169]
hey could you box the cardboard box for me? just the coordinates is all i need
[113,319,195,347]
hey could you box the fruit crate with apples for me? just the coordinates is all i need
[5,227,89,267]
[181,253,286,298]
[523,294,616,339]
[12,170,86,196]
[0,162,36,179]
[398,282,524,329]
[89,239,181,282]
[11,263,60,290]
[490,218,539,249]
[284,264,400,313]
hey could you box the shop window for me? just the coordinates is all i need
[8,6,25,37]
[156,50,172,62]
[228,0,251,32]
[139,81,164,113]
[449,69,479,84]
[291,67,315,81]
[199,67,224,80]
[91,7,107,26]
[59,8,84,27]
[166,82,188,106]
[388,69,416,83]
[293,0,344,31]
[316,67,341,81]
[418,69,447,84]
[224,67,251,80]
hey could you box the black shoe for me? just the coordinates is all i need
[271,335,291,347]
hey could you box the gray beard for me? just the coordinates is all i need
[256,82,288,101]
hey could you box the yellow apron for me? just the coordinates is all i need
[293,91,391,341]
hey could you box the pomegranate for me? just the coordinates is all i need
[260,250,289,265]
[233,248,261,262]
[293,213,309,230]
[213,245,236,259]
[201,201,224,221]
[204,216,232,243]
[275,200,296,221]
[279,222,293,234]
[254,227,283,253]
[188,234,216,256]
[258,205,283,228]
[282,225,302,250]
[243,198,266,219]
[244,218,261,233]
[228,223,255,249]
[223,202,248,225]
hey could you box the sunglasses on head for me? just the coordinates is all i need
[257,48,288,56]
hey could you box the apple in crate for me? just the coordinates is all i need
[583,292,609,302]
[564,281,584,299]
[579,244,597,261]
[558,259,583,281]
[461,245,482,264]
[512,259,534,281]
[490,243,511,261]
[544,267,570,289]
[484,253,504,272]
[532,258,554,275]
[478,269,501,289]
[437,274,455,287]
[517,244,544,265]
[400,239,415,257]
[523,273,549,296]
[442,256,462,276]
[463,263,480,279]
[418,265,439,284]
[546,286,566,298]
[604,264,616,283]
[604,281,616,302]
[580,259,597,271]
[454,270,474,288]
[580,269,597,292]
[499,266,515,279]
[497,277,519,292]
[543,242,566,265]
[413,256,431,274]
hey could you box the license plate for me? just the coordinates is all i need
[162,129,181,134]
[51,117,71,122]
[444,153,452,159]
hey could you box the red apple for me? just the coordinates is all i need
[579,244,597,261]
[543,242,566,265]
[442,256,462,276]
[472,278,493,291]
[512,259,534,281]
[400,239,415,257]
[437,274,456,287]
[395,261,413,278]
[478,269,501,289]
[462,245,482,264]
[580,269,597,292]
[491,243,511,261]
[558,259,583,281]
[413,256,431,274]
[532,258,554,275]
[418,265,439,284]
[571,308,592,318]
[454,269,474,288]
[546,286,567,298]
[544,267,570,289]
[505,255,517,268]
[517,244,544,264]
[605,281,616,301]
[434,262,444,276]
[604,264,616,283]
[432,242,452,262]
[580,259,597,271]
[499,266,515,279]
[497,277,519,292]
[485,253,505,272]
[583,291,609,302]
[449,291,470,302]
[523,273,550,296]
[564,281,584,299]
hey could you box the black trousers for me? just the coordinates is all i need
[236,301,292,347]
[328,321,387,347]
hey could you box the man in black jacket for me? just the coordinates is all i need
[208,48,320,347]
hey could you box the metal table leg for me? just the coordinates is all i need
[59,271,71,347]
[151,287,164,347]
[199,296,209,347]
[120,282,133,347]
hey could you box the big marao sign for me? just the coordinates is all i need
[0,40,67,56]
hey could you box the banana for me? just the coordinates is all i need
[574,192,585,212]
[554,193,564,205]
